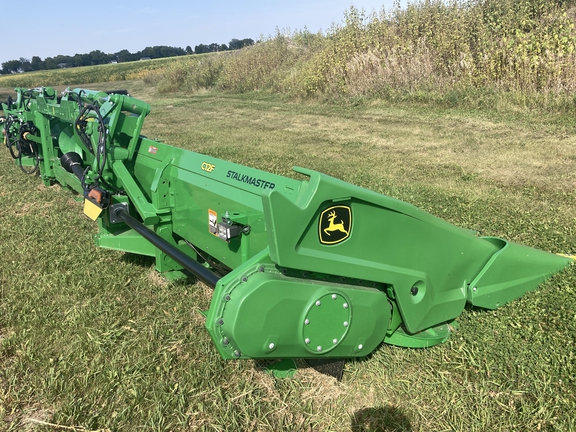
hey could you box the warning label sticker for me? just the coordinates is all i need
[208,209,218,235]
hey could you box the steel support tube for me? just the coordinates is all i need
[114,207,220,288]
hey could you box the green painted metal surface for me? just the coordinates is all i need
[1,86,572,366]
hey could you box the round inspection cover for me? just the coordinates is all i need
[302,293,351,354]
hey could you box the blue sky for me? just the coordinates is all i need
[1,0,404,65]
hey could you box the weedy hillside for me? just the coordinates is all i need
[143,0,576,113]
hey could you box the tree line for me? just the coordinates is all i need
[190,38,254,54]
[0,38,254,74]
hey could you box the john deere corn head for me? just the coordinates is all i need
[1,87,572,376]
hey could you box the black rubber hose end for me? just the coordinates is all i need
[60,152,84,180]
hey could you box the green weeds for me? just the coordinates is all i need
[133,0,576,115]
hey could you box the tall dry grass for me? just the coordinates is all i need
[147,0,576,111]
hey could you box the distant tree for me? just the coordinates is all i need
[72,53,91,67]
[228,38,254,50]
[2,59,22,74]
[19,58,33,72]
[114,49,133,63]
[3,45,187,72]
[31,56,44,70]
[220,44,228,51]
[52,54,72,68]
[157,46,169,57]
[140,46,154,58]
[89,50,111,65]
[194,44,209,54]
[228,39,242,50]
[135,45,184,60]
[158,46,185,57]
[44,57,57,70]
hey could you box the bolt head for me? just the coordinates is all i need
[343,303,349,309]
[411,286,419,296]
[305,338,310,344]
[332,294,337,300]
[358,344,363,350]
[222,338,229,346]
[315,300,321,306]
[343,321,349,327]
[224,295,231,301]
[316,346,322,352]
[269,343,275,350]
[217,319,224,326]
[333,339,338,344]
[304,319,310,325]
[233,350,241,358]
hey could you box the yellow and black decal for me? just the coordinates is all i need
[202,162,216,173]
[319,205,352,245]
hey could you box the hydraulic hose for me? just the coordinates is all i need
[112,206,220,288]
[60,152,85,180]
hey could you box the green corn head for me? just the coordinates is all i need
[1,87,571,368]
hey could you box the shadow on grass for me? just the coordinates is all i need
[121,252,155,268]
[120,252,222,287]
[351,406,412,432]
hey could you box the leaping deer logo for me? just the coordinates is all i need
[324,210,349,237]
[319,206,351,245]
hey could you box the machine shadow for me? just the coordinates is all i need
[121,252,155,268]
[351,406,412,432]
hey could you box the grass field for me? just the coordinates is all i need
[0,56,191,89]
[0,80,575,431]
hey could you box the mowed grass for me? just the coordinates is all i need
[1,81,575,431]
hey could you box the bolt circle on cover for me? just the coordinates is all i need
[302,293,351,354]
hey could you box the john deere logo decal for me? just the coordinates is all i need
[319,205,351,245]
